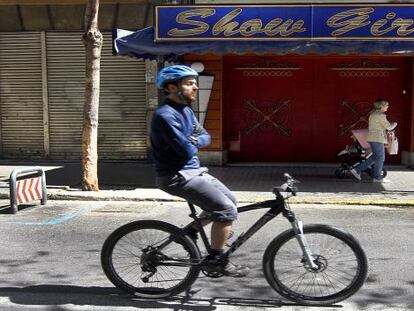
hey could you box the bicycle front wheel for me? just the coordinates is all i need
[263,224,368,305]
[101,220,201,298]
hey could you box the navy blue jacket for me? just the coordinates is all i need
[150,99,211,176]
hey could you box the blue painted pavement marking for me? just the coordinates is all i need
[9,202,107,225]
[45,205,101,225]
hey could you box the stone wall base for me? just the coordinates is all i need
[401,150,414,168]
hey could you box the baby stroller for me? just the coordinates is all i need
[334,129,387,179]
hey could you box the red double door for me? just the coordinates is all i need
[224,56,411,163]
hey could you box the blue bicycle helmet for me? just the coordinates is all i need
[156,65,198,89]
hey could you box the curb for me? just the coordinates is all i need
[1,192,413,207]
[289,198,414,207]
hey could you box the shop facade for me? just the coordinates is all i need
[186,54,412,165]
[115,2,414,166]
[1,1,414,167]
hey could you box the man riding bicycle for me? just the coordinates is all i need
[150,64,249,277]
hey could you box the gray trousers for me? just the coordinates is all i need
[156,171,238,222]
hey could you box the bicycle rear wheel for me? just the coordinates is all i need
[263,224,368,305]
[101,220,201,298]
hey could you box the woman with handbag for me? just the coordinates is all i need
[350,99,397,183]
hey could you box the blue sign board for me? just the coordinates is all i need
[155,5,414,41]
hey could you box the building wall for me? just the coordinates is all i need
[2,1,414,165]
[0,31,149,159]
[0,1,157,159]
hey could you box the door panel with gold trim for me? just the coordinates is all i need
[225,56,314,161]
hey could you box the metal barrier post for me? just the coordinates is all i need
[9,167,47,214]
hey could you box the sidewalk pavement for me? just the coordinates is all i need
[0,160,414,207]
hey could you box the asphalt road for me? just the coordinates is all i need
[0,200,413,311]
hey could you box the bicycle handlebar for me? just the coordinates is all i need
[273,173,300,196]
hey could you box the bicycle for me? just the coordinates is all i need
[101,173,368,305]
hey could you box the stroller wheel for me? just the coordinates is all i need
[335,168,347,179]
[381,169,387,178]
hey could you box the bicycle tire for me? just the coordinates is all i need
[263,224,368,305]
[101,220,201,298]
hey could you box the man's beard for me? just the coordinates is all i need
[183,94,195,104]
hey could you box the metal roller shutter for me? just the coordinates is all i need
[100,33,148,159]
[0,32,44,158]
[46,32,147,160]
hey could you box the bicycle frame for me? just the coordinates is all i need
[184,190,317,269]
[187,200,280,255]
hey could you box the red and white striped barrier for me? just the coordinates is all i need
[9,167,47,214]
[16,176,43,205]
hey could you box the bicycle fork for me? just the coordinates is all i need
[290,218,319,270]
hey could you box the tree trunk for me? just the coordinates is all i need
[82,0,102,191]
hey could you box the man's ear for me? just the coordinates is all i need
[166,83,178,94]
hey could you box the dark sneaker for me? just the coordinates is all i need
[203,256,249,278]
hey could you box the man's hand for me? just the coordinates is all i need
[193,124,203,136]
[188,135,198,145]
